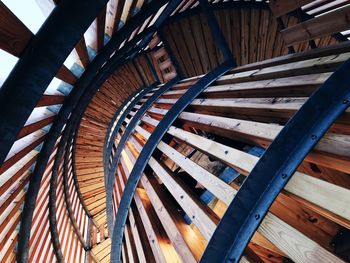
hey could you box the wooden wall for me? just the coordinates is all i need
[161,5,338,77]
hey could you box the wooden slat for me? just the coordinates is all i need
[149,35,160,49]
[128,132,287,260]
[0,2,32,57]
[135,124,344,262]
[281,5,350,46]
[139,116,350,223]
[269,0,314,17]
[259,213,344,263]
[120,149,167,263]
[76,37,90,68]
[56,65,77,85]
[113,0,126,33]
[138,173,198,262]
[37,95,65,107]
[129,126,298,260]
[233,41,350,74]
[0,2,77,85]
[97,7,106,52]
[147,107,350,173]
[17,116,55,139]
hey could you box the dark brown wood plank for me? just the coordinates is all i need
[75,37,90,68]
[0,2,32,57]
[281,5,350,46]
[37,95,65,107]
[269,0,314,17]
[56,65,77,85]
[113,0,126,33]
[17,116,55,139]
[97,6,107,52]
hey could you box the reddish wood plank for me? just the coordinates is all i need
[0,2,32,57]
[37,95,65,107]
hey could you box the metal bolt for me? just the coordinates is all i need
[255,214,260,220]
[311,134,317,140]
[282,173,287,179]
[180,195,184,199]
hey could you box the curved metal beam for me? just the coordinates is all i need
[46,57,124,263]
[63,132,100,263]
[16,2,170,260]
[103,89,148,177]
[63,133,89,249]
[48,141,67,262]
[110,1,236,260]
[106,77,179,233]
[104,85,154,191]
[0,0,108,165]
[17,49,119,263]
[199,60,350,263]
[110,59,235,262]
[71,135,94,220]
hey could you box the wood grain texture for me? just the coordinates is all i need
[0,2,32,57]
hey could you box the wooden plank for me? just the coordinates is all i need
[164,73,329,99]
[97,7,107,52]
[123,146,174,260]
[149,34,160,49]
[156,140,235,205]
[17,116,55,139]
[117,159,146,262]
[113,0,126,33]
[56,65,77,85]
[179,17,203,75]
[240,256,252,263]
[259,213,344,263]
[146,107,350,172]
[134,126,236,206]
[140,116,350,223]
[269,192,339,252]
[269,0,314,17]
[240,8,250,65]
[249,9,259,63]
[75,37,90,68]
[282,5,350,46]
[1,133,46,174]
[133,190,168,263]
[147,156,217,240]
[0,2,32,57]
[123,140,201,261]
[0,2,77,85]
[233,41,350,74]
[130,129,291,259]
[138,173,198,262]
[37,95,65,107]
